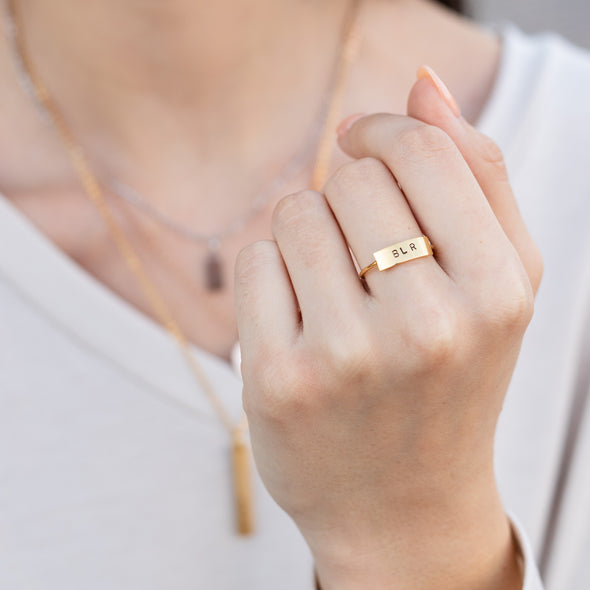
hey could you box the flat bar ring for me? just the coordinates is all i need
[359,236,434,280]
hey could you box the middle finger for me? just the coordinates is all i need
[323,157,446,298]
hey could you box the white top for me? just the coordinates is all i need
[1,23,589,589]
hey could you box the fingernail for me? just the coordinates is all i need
[416,65,461,118]
[336,113,367,139]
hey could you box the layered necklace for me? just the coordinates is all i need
[4,0,363,535]
[107,120,323,291]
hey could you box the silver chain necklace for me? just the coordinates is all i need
[4,1,334,290]
[106,104,326,290]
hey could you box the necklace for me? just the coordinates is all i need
[107,125,315,291]
[5,0,363,535]
[5,8,343,293]
[104,83,332,290]
[107,83,330,290]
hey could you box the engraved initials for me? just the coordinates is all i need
[392,241,417,259]
[372,237,432,273]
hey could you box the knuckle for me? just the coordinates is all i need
[396,123,457,161]
[328,157,390,193]
[477,134,509,180]
[321,328,378,384]
[235,240,278,280]
[245,354,314,422]
[271,190,323,234]
[404,302,461,371]
[527,242,545,294]
[482,270,535,332]
[503,281,535,329]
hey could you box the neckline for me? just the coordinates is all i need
[0,193,244,424]
[0,23,530,421]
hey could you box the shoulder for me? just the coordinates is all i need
[478,25,590,180]
[523,28,590,123]
[480,24,590,138]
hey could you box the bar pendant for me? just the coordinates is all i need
[231,428,255,535]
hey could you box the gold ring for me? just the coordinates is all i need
[359,236,434,280]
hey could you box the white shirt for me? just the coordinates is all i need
[1,23,589,589]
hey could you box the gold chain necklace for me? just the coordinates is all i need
[6,0,363,536]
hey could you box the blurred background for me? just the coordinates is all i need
[470,0,590,49]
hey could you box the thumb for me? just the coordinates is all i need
[406,66,542,293]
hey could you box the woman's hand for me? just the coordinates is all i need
[235,68,542,589]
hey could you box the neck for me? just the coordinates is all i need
[9,0,500,207]
[16,0,355,188]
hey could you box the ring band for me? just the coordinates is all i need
[359,236,434,280]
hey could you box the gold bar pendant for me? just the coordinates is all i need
[231,428,255,535]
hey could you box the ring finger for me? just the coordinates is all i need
[323,156,446,300]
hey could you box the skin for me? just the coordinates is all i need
[0,0,500,359]
[236,80,542,588]
[0,0,542,587]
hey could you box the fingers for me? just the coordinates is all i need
[406,71,543,293]
[238,67,542,367]
[337,112,515,294]
[234,240,299,366]
[270,190,366,336]
[322,156,445,298]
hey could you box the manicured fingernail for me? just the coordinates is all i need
[416,65,461,118]
[336,113,367,138]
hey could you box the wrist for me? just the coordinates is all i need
[310,496,523,590]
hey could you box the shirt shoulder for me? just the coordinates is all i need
[477,23,590,167]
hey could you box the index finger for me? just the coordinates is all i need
[406,74,543,294]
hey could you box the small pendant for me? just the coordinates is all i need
[231,428,255,535]
[205,239,223,290]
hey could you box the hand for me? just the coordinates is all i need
[235,68,542,589]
